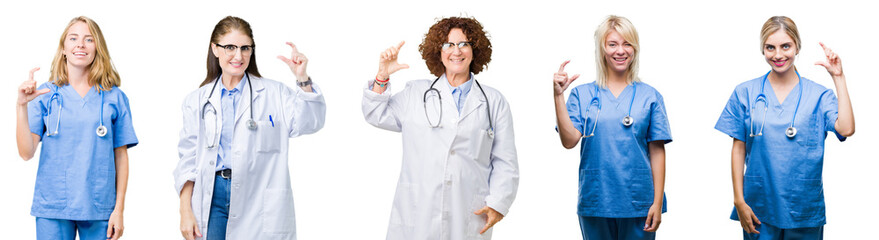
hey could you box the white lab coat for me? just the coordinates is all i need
[362,78,519,240]
[174,76,325,240]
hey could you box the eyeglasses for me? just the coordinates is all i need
[215,43,254,56]
[441,42,471,52]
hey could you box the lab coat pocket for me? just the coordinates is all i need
[629,169,655,210]
[91,166,116,211]
[389,183,417,226]
[262,188,296,234]
[578,169,601,210]
[783,179,824,221]
[34,170,66,209]
[255,120,281,153]
[468,197,490,239]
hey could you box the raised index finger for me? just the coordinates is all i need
[28,67,40,81]
[559,60,570,72]
[286,42,299,53]
[819,42,831,57]
[395,41,405,51]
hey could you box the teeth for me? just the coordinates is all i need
[74,52,86,56]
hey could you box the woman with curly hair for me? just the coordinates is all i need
[362,16,519,240]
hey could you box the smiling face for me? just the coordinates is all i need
[763,30,798,74]
[63,21,96,69]
[441,28,473,76]
[603,30,635,75]
[211,30,252,79]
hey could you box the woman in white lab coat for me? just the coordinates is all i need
[174,16,326,240]
[362,16,519,240]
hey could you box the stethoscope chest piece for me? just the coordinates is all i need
[622,116,634,127]
[786,126,797,138]
[96,125,108,137]
[246,119,257,130]
[487,128,495,139]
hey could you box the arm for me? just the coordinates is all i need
[16,67,49,160]
[644,141,665,232]
[731,139,761,234]
[553,60,582,149]
[179,181,201,240]
[814,42,854,137]
[477,95,519,234]
[107,146,129,240]
[361,41,411,132]
[281,82,327,138]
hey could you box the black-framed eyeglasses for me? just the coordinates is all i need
[441,42,471,52]
[215,43,255,56]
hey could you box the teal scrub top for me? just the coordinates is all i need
[715,73,845,229]
[27,82,138,220]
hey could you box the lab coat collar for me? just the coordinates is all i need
[235,74,265,125]
[448,73,486,122]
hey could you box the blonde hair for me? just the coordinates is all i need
[49,16,120,91]
[760,16,801,55]
[594,15,640,88]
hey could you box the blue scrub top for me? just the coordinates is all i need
[565,81,672,218]
[715,74,845,229]
[27,82,138,221]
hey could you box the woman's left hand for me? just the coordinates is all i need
[814,42,843,78]
[277,42,309,81]
[643,203,662,232]
[474,206,504,234]
[106,209,124,240]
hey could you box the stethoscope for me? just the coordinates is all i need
[44,84,107,137]
[750,71,803,138]
[581,82,637,138]
[423,77,495,139]
[202,73,256,149]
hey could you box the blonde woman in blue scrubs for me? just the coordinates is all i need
[715,16,855,240]
[16,16,137,240]
[553,15,670,240]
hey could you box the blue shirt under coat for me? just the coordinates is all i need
[216,75,247,171]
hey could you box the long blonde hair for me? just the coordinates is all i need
[594,15,640,88]
[49,16,120,91]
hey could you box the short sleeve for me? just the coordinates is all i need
[112,91,139,149]
[27,94,47,138]
[715,89,747,141]
[647,92,672,143]
[564,87,584,133]
[818,89,846,142]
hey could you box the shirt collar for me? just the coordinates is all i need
[441,72,474,94]
[219,74,248,94]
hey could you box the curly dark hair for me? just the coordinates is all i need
[418,17,492,77]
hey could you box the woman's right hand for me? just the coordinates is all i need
[553,60,580,96]
[180,210,201,240]
[18,67,50,106]
[734,201,761,234]
[376,41,410,81]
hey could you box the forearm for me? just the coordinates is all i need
[554,94,580,148]
[648,142,665,205]
[372,74,388,94]
[832,75,855,136]
[114,147,129,212]
[179,181,195,214]
[16,104,37,160]
[731,140,746,204]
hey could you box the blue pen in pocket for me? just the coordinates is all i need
[269,115,274,127]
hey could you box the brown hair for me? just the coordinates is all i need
[760,16,801,54]
[418,17,492,77]
[200,16,261,87]
[50,16,120,91]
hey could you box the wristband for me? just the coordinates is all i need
[297,77,313,87]
[375,77,389,87]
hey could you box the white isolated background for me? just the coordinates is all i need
[0,0,875,239]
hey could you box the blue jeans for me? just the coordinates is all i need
[208,174,231,240]
[579,216,655,240]
[743,222,823,240]
[36,217,109,240]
